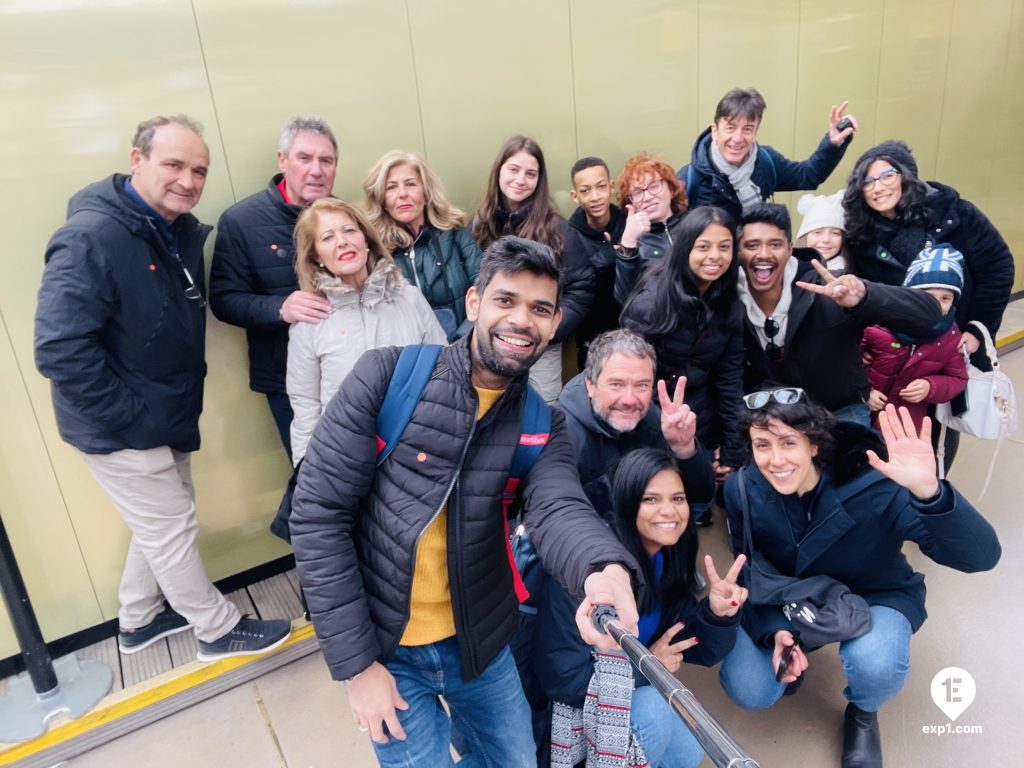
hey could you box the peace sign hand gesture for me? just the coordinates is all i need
[795,259,867,308]
[705,553,748,618]
[865,404,940,500]
[659,377,697,460]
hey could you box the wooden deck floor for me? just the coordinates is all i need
[0,570,305,696]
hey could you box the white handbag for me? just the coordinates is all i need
[935,321,1018,495]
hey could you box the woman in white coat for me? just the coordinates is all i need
[287,198,446,464]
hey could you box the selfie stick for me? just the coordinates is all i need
[592,605,760,768]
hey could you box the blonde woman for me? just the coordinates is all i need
[364,150,482,340]
[287,198,445,464]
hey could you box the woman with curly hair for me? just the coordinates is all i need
[842,140,1013,354]
[471,135,595,402]
[363,150,482,340]
[720,391,1000,767]
[612,152,689,301]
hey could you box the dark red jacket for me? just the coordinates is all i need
[860,323,968,429]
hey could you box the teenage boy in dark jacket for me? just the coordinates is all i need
[290,236,642,768]
[678,87,857,221]
[737,204,941,424]
[35,115,291,663]
[564,157,628,367]
[209,116,338,457]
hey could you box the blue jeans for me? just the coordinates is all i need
[373,637,536,767]
[630,685,705,768]
[719,605,912,713]
[265,392,294,461]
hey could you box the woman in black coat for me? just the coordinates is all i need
[620,206,744,522]
[842,140,1015,468]
[842,140,1014,351]
[525,448,745,768]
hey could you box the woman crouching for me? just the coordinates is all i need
[719,390,1000,768]
[527,448,747,767]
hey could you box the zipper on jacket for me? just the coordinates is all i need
[392,412,477,649]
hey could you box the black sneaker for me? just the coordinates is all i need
[196,616,292,662]
[118,606,191,654]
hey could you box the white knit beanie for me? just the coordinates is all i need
[796,190,845,240]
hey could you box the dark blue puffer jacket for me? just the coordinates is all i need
[678,127,849,221]
[35,174,211,453]
[209,174,301,394]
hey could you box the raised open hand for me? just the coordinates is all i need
[865,404,940,500]
[795,259,867,308]
[705,553,748,618]
[658,377,697,459]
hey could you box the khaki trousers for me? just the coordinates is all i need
[80,446,240,642]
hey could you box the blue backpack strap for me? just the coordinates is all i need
[375,344,443,466]
[502,384,552,604]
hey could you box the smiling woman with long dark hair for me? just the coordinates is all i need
[522,447,745,768]
[471,135,596,402]
[620,205,744,523]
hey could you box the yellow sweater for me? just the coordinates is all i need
[399,386,505,646]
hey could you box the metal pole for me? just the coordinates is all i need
[0,511,58,694]
[592,605,760,768]
[0,509,113,742]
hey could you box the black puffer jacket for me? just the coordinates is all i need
[290,336,641,681]
[847,181,1014,337]
[392,224,482,335]
[741,250,942,411]
[35,175,211,454]
[620,280,745,468]
[209,174,302,394]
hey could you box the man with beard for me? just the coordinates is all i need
[558,329,714,510]
[737,204,940,425]
[289,236,642,767]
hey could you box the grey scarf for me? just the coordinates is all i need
[710,140,762,212]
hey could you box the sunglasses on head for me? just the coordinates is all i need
[742,387,805,410]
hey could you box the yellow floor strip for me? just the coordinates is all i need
[0,621,316,766]
[997,329,1024,349]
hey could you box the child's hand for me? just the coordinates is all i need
[867,389,888,412]
[899,379,931,403]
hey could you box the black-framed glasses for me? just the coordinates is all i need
[743,387,805,410]
[764,316,782,361]
[776,631,802,682]
[861,167,901,190]
[628,178,665,203]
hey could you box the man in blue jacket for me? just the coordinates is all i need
[678,87,858,220]
[35,115,291,662]
[209,115,338,458]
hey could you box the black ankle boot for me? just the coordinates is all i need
[842,702,882,768]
